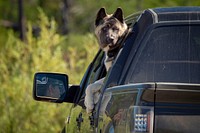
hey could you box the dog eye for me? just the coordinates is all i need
[112,27,119,32]
[102,27,107,31]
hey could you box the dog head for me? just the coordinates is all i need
[95,8,128,52]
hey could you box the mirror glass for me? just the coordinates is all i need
[35,73,68,100]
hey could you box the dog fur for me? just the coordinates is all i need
[95,7,128,71]
[84,8,128,113]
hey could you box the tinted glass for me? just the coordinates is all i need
[128,25,200,84]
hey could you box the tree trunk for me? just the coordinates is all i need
[61,0,71,34]
[18,0,26,41]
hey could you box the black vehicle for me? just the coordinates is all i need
[33,7,200,133]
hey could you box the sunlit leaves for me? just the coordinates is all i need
[0,10,98,133]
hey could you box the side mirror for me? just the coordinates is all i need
[33,72,68,103]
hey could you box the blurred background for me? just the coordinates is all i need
[0,0,199,132]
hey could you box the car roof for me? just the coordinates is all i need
[151,6,200,23]
[125,6,200,27]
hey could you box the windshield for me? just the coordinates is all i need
[127,25,200,84]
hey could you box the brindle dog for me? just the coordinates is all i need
[84,8,128,113]
[95,7,128,71]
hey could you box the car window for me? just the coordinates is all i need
[84,51,105,88]
[126,25,200,84]
[78,50,106,104]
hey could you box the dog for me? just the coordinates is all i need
[84,7,128,113]
[95,7,128,71]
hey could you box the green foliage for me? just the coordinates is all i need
[0,10,98,133]
[63,33,98,83]
[0,10,66,133]
[0,27,8,50]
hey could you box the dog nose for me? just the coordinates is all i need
[106,37,114,43]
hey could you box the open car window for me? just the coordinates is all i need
[78,50,106,105]
[84,51,106,87]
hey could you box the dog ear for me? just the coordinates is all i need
[95,8,107,26]
[113,8,124,23]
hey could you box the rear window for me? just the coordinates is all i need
[127,25,200,84]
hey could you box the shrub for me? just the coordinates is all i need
[0,9,98,133]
